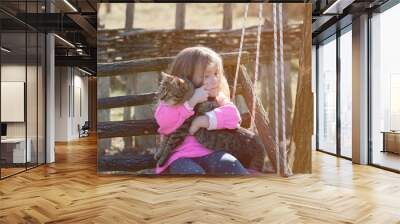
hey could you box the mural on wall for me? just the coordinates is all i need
[97,3,312,176]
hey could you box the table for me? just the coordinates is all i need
[1,138,31,163]
[381,131,400,154]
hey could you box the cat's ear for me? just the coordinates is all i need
[176,77,185,84]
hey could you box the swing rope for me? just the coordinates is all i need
[273,3,287,175]
[278,3,287,174]
[231,3,261,131]
[273,3,280,174]
[231,3,249,102]
[231,3,286,175]
[249,3,263,132]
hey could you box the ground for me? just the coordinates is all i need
[98,3,264,30]
[0,135,399,223]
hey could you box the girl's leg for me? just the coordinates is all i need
[168,157,206,175]
[193,151,250,175]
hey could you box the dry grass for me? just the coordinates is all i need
[98,3,265,30]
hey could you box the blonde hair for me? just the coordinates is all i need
[168,46,231,100]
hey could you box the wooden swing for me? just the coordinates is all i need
[230,3,291,176]
[98,3,296,177]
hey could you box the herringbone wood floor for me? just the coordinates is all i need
[1,135,400,224]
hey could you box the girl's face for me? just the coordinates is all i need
[192,63,220,97]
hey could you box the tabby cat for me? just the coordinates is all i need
[154,72,267,172]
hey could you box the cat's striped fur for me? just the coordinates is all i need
[155,72,267,172]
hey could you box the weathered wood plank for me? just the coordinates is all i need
[240,112,251,129]
[98,56,171,76]
[97,119,159,139]
[97,27,302,63]
[98,111,251,139]
[236,65,278,174]
[98,25,302,37]
[98,92,158,109]
[99,153,157,173]
[98,52,249,76]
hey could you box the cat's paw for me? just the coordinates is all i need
[157,158,166,167]
[154,149,162,160]
[155,151,169,166]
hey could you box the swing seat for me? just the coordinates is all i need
[98,141,270,174]
[98,153,157,173]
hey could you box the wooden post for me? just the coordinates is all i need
[97,3,103,29]
[125,3,134,30]
[97,76,111,152]
[288,4,312,173]
[133,72,159,152]
[106,3,111,13]
[98,52,248,77]
[223,3,233,30]
[123,2,136,149]
[123,75,134,150]
[88,76,97,133]
[175,3,185,30]
[237,65,278,173]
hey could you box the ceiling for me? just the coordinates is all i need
[0,0,97,74]
[311,0,391,44]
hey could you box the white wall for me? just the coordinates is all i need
[55,66,68,141]
[71,72,89,138]
[1,63,46,164]
[1,65,28,138]
[54,67,89,141]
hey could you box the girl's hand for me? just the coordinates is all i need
[188,85,209,108]
[189,115,210,135]
[205,83,219,97]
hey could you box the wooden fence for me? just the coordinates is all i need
[97,51,279,174]
[97,3,313,176]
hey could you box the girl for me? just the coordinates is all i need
[154,46,250,175]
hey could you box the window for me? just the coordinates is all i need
[0,1,47,179]
[339,28,352,158]
[317,35,337,154]
[370,3,400,171]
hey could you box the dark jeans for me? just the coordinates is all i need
[167,150,249,175]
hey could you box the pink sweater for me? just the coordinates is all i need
[154,100,242,174]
